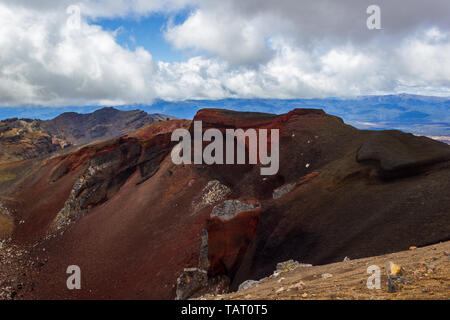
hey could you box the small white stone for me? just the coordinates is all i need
[277,277,285,283]
[276,287,285,293]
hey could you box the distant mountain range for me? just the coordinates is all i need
[0,94,449,137]
[0,107,174,162]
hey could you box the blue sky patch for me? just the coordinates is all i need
[88,10,192,62]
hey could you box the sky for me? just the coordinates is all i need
[0,0,450,107]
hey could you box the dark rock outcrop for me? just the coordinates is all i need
[175,268,208,300]
[356,130,450,179]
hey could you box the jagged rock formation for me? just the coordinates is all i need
[0,108,449,300]
[42,107,175,145]
[0,107,174,163]
[191,180,231,214]
[0,119,69,163]
[238,280,259,292]
[175,268,208,300]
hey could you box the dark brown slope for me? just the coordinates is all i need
[42,107,175,145]
[0,108,449,300]
[0,107,174,163]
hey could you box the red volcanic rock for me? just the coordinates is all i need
[298,171,320,182]
[131,119,190,140]
[207,200,261,277]
[0,108,449,299]
[193,109,278,130]
[192,108,326,133]
[10,120,189,242]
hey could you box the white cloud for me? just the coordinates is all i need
[0,0,449,107]
[1,0,192,18]
[0,2,156,106]
[396,31,450,87]
[164,6,275,65]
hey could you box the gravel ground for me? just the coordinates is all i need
[202,241,450,300]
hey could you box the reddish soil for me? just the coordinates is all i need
[0,108,449,300]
